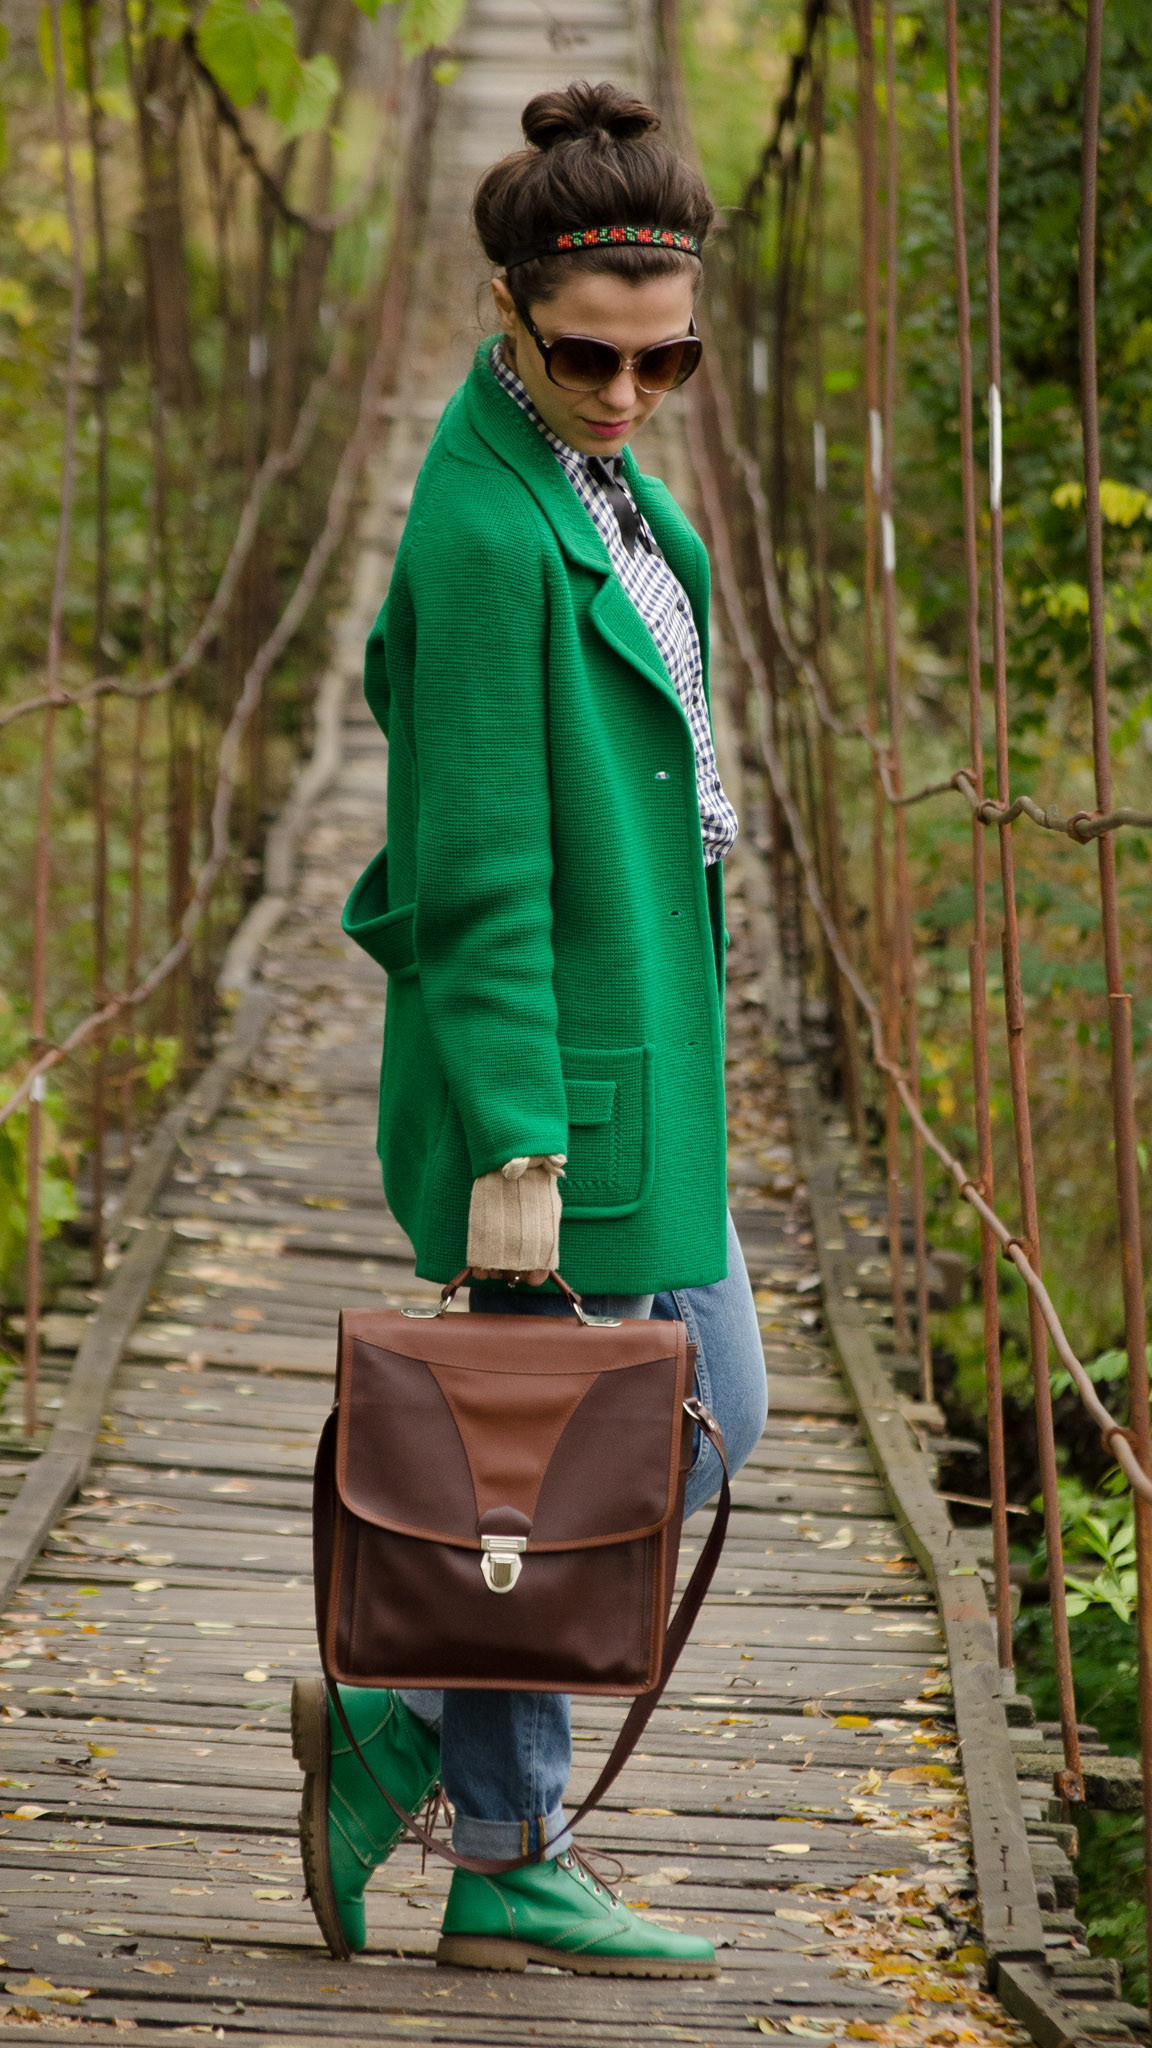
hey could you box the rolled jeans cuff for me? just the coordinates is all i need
[451,1805,571,1862]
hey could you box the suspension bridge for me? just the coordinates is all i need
[0,1,1148,2043]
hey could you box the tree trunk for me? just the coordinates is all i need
[135,35,197,409]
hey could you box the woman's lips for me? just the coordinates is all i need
[583,418,631,438]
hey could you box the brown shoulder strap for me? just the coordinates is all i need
[322,1397,729,1876]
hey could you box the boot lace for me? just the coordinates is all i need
[419,1785,452,1875]
[558,1844,626,1901]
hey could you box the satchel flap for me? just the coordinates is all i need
[334,1313,691,1551]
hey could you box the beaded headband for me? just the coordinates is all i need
[504,226,702,270]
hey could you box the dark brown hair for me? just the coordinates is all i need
[473,80,713,310]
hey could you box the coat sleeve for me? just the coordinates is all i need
[400,474,569,1180]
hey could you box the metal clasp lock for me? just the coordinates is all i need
[480,1534,526,1593]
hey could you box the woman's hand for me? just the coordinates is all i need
[467,1154,566,1286]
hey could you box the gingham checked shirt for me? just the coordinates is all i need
[491,341,738,867]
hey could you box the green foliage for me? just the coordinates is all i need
[197,0,339,138]
[193,0,460,133]
[1077,1814,1149,2015]
[36,0,87,90]
[1050,1342,1152,1403]
[1015,1599,1147,2006]
[393,0,466,58]
[1040,1470,1138,1623]
[0,1004,77,1313]
[897,1,1152,736]
[108,1032,180,1095]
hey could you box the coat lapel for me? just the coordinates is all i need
[460,342,693,725]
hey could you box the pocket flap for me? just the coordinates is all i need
[565,1078,616,1127]
[334,1313,693,1552]
[342,846,417,979]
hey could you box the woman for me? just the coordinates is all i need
[293,78,768,1979]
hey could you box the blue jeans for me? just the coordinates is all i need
[399,1209,767,1860]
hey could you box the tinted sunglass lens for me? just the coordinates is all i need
[547,337,622,391]
[635,338,702,392]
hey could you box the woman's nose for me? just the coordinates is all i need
[597,364,639,411]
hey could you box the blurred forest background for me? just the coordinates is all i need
[681,0,1152,1997]
[0,0,456,1302]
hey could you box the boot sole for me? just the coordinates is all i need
[436,1934,717,1979]
[291,1676,352,1963]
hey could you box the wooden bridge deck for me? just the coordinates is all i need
[0,4,1070,2042]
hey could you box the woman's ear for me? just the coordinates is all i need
[491,276,517,335]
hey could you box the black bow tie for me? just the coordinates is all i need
[586,455,646,556]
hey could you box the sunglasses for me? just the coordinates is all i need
[519,307,703,395]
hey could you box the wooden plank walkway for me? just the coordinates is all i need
[0,5,1040,2042]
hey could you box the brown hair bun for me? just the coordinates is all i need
[521,81,660,152]
[474,78,712,308]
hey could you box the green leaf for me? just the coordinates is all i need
[278,49,339,138]
[1097,479,1150,526]
[197,0,295,109]
[140,1035,180,1094]
[198,0,335,133]
[1051,1344,1150,1401]
[347,0,385,16]
[0,277,35,328]
[397,0,465,56]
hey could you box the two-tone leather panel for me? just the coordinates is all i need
[337,1332,690,1548]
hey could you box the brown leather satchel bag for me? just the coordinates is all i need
[312,1266,730,1868]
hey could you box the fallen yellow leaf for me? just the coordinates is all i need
[5,1978,92,2004]
[955,1945,986,1967]
[628,1807,675,1816]
[835,1714,870,1729]
[132,1961,176,1976]
[888,1765,955,1785]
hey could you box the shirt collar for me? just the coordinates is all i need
[491,338,623,484]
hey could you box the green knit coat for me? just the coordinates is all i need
[343,339,730,1295]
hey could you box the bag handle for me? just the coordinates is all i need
[322,1396,730,1876]
[401,1267,623,1328]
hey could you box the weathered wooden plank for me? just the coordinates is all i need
[788,1069,1046,1972]
[0,1224,174,1615]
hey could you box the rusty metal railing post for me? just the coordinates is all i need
[854,0,908,1359]
[879,0,932,1400]
[25,0,86,1439]
[943,0,1012,1683]
[1078,0,1152,1987]
[986,0,1081,1799]
[809,40,865,1148]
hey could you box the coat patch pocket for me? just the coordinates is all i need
[342,846,418,982]
[560,1043,655,1218]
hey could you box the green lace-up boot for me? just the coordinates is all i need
[291,1676,440,1959]
[436,1847,717,1977]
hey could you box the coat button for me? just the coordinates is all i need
[655,771,670,781]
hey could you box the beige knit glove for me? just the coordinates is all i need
[467,1155,567,1285]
